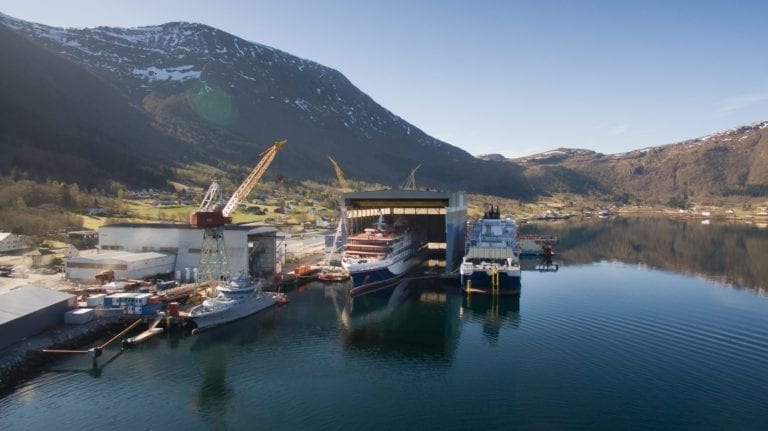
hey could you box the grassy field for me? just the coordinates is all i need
[71,191,768,233]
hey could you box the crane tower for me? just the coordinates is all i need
[326,156,350,266]
[191,140,286,282]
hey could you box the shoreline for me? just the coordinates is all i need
[0,317,138,395]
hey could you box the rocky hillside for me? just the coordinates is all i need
[0,12,533,198]
[0,23,186,187]
[506,121,768,203]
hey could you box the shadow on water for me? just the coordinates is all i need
[189,306,282,352]
[43,348,125,378]
[340,278,463,362]
[521,215,768,294]
[193,342,232,430]
[462,294,521,346]
[187,309,283,429]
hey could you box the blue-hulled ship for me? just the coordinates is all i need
[341,218,426,295]
[460,205,521,294]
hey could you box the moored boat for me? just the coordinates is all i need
[460,205,521,294]
[189,276,283,333]
[341,217,426,294]
[317,266,350,282]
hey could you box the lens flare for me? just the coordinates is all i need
[187,82,237,126]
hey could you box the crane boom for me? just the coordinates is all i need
[222,139,286,217]
[402,163,422,190]
[190,139,286,228]
[197,180,224,212]
[327,156,349,191]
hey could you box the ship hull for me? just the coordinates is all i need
[190,293,280,333]
[349,251,425,295]
[462,269,521,294]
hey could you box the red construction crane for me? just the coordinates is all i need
[191,140,286,282]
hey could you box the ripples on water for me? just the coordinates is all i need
[1,218,767,430]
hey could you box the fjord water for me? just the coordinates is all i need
[1,217,767,430]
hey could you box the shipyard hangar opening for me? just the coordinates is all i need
[342,190,467,274]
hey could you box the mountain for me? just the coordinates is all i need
[0,13,534,198]
[0,22,189,187]
[2,12,763,204]
[506,121,768,203]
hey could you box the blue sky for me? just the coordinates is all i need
[3,0,767,157]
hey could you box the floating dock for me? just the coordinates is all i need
[123,313,165,347]
[518,234,558,256]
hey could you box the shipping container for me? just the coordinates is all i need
[86,294,106,307]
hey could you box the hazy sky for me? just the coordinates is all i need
[3,0,767,157]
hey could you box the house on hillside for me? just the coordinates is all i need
[0,233,27,253]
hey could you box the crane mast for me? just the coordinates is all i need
[191,140,286,282]
[223,140,286,217]
[326,156,350,266]
[327,156,349,191]
[402,163,422,191]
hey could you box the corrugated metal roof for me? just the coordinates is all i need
[0,286,75,325]
[104,223,263,231]
[342,190,453,200]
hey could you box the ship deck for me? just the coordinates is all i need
[465,246,518,260]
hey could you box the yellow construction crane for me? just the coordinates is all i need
[327,156,350,191]
[191,139,286,282]
[326,156,350,267]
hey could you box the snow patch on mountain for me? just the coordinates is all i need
[132,66,201,83]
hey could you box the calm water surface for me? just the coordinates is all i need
[1,217,767,430]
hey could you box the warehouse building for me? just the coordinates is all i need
[65,251,176,282]
[0,286,76,351]
[0,232,27,253]
[95,223,278,282]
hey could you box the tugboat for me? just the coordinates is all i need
[460,205,521,294]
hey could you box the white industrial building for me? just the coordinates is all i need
[65,251,176,282]
[0,232,27,253]
[93,223,278,283]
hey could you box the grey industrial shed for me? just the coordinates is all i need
[0,286,76,351]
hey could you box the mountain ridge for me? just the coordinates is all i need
[1,11,765,204]
[0,12,535,197]
[0,22,189,187]
[501,120,768,203]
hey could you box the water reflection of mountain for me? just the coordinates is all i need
[462,295,521,346]
[522,216,768,294]
[342,280,462,362]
